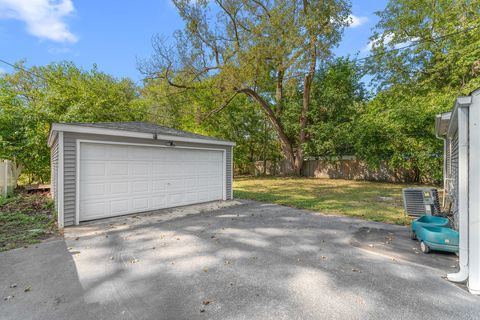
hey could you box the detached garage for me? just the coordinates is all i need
[48,122,234,227]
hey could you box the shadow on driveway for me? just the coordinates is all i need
[1,200,478,320]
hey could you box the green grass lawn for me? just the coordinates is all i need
[234,177,437,225]
[0,193,58,252]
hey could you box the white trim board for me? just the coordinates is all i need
[48,123,235,147]
[58,132,64,228]
[75,139,227,225]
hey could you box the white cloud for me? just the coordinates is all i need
[347,14,368,28]
[0,0,77,43]
[0,67,5,74]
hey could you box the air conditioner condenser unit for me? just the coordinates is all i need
[402,188,441,217]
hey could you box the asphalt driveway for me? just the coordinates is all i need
[1,200,479,320]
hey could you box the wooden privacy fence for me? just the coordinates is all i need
[0,160,14,197]
[252,157,422,183]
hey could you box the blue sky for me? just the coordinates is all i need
[0,0,387,83]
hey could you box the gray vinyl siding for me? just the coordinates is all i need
[63,136,76,226]
[448,130,459,229]
[61,132,234,226]
[50,136,59,211]
[226,146,233,200]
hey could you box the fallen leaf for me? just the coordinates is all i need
[200,309,205,313]
[202,300,211,305]
[4,295,14,301]
[130,258,139,264]
[24,286,31,292]
[203,267,208,272]
[9,284,17,288]
[321,256,327,260]
[70,251,81,255]
[110,256,114,260]
[75,237,79,240]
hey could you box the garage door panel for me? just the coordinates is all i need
[111,182,129,195]
[185,177,196,188]
[83,162,106,177]
[82,201,106,218]
[152,195,166,207]
[107,145,128,160]
[152,163,168,176]
[81,183,105,198]
[166,179,184,190]
[132,198,149,211]
[133,181,149,193]
[183,192,198,203]
[110,199,129,214]
[152,180,167,191]
[209,190,223,199]
[132,162,150,176]
[82,144,107,160]
[129,146,152,161]
[168,193,184,205]
[80,143,224,221]
[108,163,129,176]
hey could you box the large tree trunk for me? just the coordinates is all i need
[239,88,298,175]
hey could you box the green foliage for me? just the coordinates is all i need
[305,58,367,157]
[356,0,480,182]
[0,62,147,182]
[142,79,281,173]
[141,0,353,173]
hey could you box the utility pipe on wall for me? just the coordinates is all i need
[447,103,470,283]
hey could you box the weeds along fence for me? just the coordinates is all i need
[0,160,14,197]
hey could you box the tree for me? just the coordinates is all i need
[367,0,480,92]
[302,58,366,158]
[0,62,147,183]
[356,0,480,182]
[141,78,281,174]
[140,0,351,174]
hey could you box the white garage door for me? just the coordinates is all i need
[79,142,224,221]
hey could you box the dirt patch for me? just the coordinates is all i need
[0,192,59,251]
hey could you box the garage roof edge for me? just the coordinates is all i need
[48,122,235,147]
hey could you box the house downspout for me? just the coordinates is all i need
[468,91,480,294]
[447,103,469,283]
